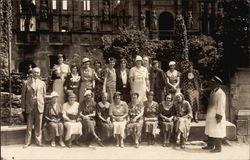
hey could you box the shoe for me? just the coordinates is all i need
[23,144,30,149]
[120,141,124,148]
[96,138,104,147]
[180,144,185,149]
[210,149,221,153]
[135,143,139,148]
[51,141,56,147]
[163,143,166,147]
[202,146,213,150]
[59,141,66,147]
[176,139,180,144]
[194,119,199,123]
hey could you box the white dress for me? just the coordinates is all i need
[129,66,149,102]
[53,63,70,105]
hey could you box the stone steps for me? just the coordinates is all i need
[1,121,236,145]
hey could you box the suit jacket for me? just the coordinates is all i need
[21,78,46,114]
[116,68,130,92]
[149,67,166,91]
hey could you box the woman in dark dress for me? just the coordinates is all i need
[96,92,113,142]
[143,91,159,145]
[159,94,176,147]
[127,92,144,148]
[174,93,193,149]
[79,90,104,147]
[64,64,81,101]
[93,60,105,102]
[116,58,130,102]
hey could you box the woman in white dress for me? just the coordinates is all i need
[62,93,82,148]
[52,54,70,105]
[129,55,150,102]
[166,61,181,97]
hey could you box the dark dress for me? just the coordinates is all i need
[64,74,81,101]
[126,101,144,137]
[159,102,176,133]
[116,68,130,102]
[94,68,105,102]
[143,101,159,137]
[79,99,97,136]
[96,101,113,140]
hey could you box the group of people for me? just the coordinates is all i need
[21,54,226,153]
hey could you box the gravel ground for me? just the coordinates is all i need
[1,141,249,160]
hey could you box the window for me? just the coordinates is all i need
[52,0,57,10]
[30,16,36,31]
[20,17,25,31]
[62,0,67,10]
[82,0,91,11]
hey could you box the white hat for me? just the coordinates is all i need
[84,90,92,97]
[135,55,143,62]
[169,61,176,66]
[82,58,90,63]
[50,91,59,97]
[211,76,223,84]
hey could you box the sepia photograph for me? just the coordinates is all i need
[0,0,249,159]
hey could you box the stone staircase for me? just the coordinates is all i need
[1,121,236,145]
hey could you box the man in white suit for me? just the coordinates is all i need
[21,67,46,148]
[202,76,226,152]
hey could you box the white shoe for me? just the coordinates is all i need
[51,141,56,147]
[59,141,65,147]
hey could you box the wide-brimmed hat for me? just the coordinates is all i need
[50,91,59,97]
[169,61,176,66]
[211,76,223,84]
[82,58,90,64]
[135,55,143,62]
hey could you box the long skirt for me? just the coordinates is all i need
[43,122,64,141]
[97,121,113,140]
[106,84,116,103]
[144,120,159,137]
[79,81,93,104]
[53,79,65,105]
[159,121,174,133]
[81,119,96,136]
[113,121,126,138]
[187,89,200,112]
[64,121,82,141]
[126,121,143,137]
[175,117,191,141]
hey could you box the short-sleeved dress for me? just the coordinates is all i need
[62,102,82,141]
[166,70,181,95]
[96,101,113,140]
[79,67,96,103]
[109,101,128,138]
[143,101,159,137]
[94,68,105,102]
[158,102,176,133]
[104,67,116,103]
[126,101,144,137]
[129,66,149,102]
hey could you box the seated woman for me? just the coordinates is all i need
[44,91,65,147]
[79,90,104,147]
[127,92,144,148]
[143,91,159,145]
[62,93,82,148]
[96,92,113,142]
[109,92,128,148]
[173,93,193,149]
[159,94,176,147]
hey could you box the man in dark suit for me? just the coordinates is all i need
[21,67,46,148]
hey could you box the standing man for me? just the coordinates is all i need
[21,67,46,148]
[203,76,226,152]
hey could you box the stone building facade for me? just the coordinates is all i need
[11,0,222,76]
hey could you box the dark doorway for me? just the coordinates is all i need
[49,55,58,69]
[145,10,151,30]
[19,60,36,75]
[158,12,174,40]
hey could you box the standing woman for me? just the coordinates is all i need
[93,60,105,102]
[44,91,65,147]
[103,57,116,103]
[159,94,176,147]
[143,91,159,145]
[64,64,81,101]
[52,54,70,105]
[79,58,96,104]
[174,93,192,149]
[109,92,128,148]
[126,93,144,148]
[96,92,113,142]
[62,93,82,148]
[116,58,130,102]
[79,90,104,147]
[166,61,181,97]
[129,55,150,102]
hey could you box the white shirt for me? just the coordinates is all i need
[121,70,127,85]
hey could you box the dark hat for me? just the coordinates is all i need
[120,58,127,64]
[211,76,223,84]
[131,92,139,98]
